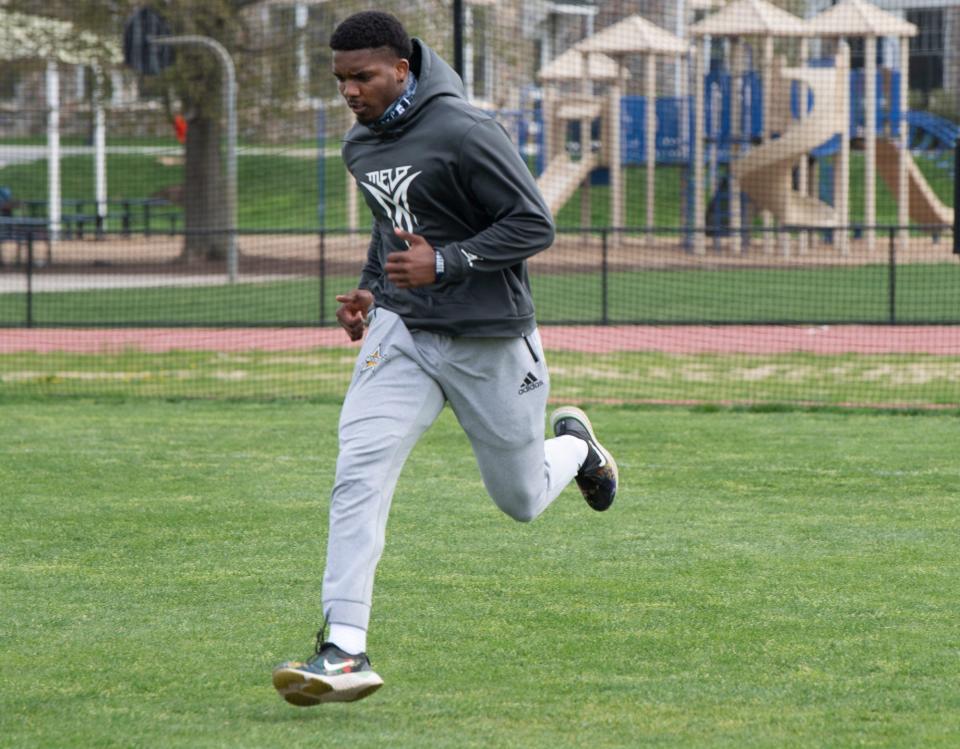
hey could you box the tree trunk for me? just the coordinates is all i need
[181,114,229,262]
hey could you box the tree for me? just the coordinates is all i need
[139,0,270,262]
[163,1,254,262]
[4,0,544,255]
[8,0,270,262]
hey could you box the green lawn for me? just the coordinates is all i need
[0,135,344,149]
[3,263,960,326]
[2,348,959,408]
[555,165,687,228]
[0,153,359,231]
[535,152,954,230]
[2,401,959,747]
[0,149,951,231]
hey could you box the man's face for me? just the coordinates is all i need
[333,47,409,125]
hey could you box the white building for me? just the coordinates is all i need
[806,0,960,110]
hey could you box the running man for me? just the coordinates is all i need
[273,11,618,705]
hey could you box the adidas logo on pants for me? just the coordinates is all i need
[519,371,544,395]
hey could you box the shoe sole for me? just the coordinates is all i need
[550,406,619,510]
[272,666,384,706]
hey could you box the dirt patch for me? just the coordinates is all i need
[2,231,956,277]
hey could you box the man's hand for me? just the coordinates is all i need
[386,228,437,288]
[335,288,375,341]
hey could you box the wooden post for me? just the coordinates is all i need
[645,52,657,230]
[542,87,555,163]
[693,44,706,255]
[837,41,851,255]
[777,53,792,258]
[609,57,624,242]
[898,38,909,253]
[347,170,358,230]
[865,35,877,252]
[580,114,591,229]
[730,37,742,253]
[762,36,774,254]
[580,60,591,232]
[798,37,809,255]
[709,82,719,199]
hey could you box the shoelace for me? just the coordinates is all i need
[300,617,330,664]
[314,616,329,655]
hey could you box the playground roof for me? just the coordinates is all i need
[0,8,121,65]
[805,0,917,38]
[537,48,624,82]
[574,15,689,56]
[690,0,808,38]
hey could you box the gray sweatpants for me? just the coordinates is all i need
[322,308,580,632]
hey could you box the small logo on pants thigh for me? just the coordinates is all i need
[518,371,544,395]
[363,344,387,371]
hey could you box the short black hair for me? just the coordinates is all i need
[329,11,412,59]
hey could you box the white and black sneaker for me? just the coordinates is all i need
[550,406,619,511]
[272,633,383,706]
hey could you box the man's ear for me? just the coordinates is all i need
[395,58,410,83]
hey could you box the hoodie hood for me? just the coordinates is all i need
[343,39,465,143]
[340,38,554,337]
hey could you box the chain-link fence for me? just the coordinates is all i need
[2,225,959,327]
[1,1,959,407]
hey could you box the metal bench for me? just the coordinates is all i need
[19,197,182,236]
[117,198,181,236]
[0,217,52,267]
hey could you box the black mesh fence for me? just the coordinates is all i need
[1,1,959,408]
[2,226,960,327]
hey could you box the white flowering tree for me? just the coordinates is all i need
[0,8,121,236]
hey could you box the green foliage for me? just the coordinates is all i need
[6,0,268,116]
[2,402,959,747]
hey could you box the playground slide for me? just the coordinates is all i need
[876,138,952,226]
[732,67,843,227]
[537,152,598,216]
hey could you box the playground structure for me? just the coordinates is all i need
[692,0,843,256]
[533,0,956,256]
[537,15,689,235]
[536,48,620,227]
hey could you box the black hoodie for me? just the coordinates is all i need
[342,39,555,337]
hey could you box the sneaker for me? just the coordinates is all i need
[550,406,618,511]
[272,635,383,706]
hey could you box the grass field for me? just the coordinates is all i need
[2,400,959,747]
[2,348,960,408]
[0,153,357,231]
[3,263,960,326]
[0,150,951,231]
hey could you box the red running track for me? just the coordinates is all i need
[2,326,960,355]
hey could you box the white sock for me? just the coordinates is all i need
[552,433,588,469]
[328,623,367,655]
[545,434,589,493]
